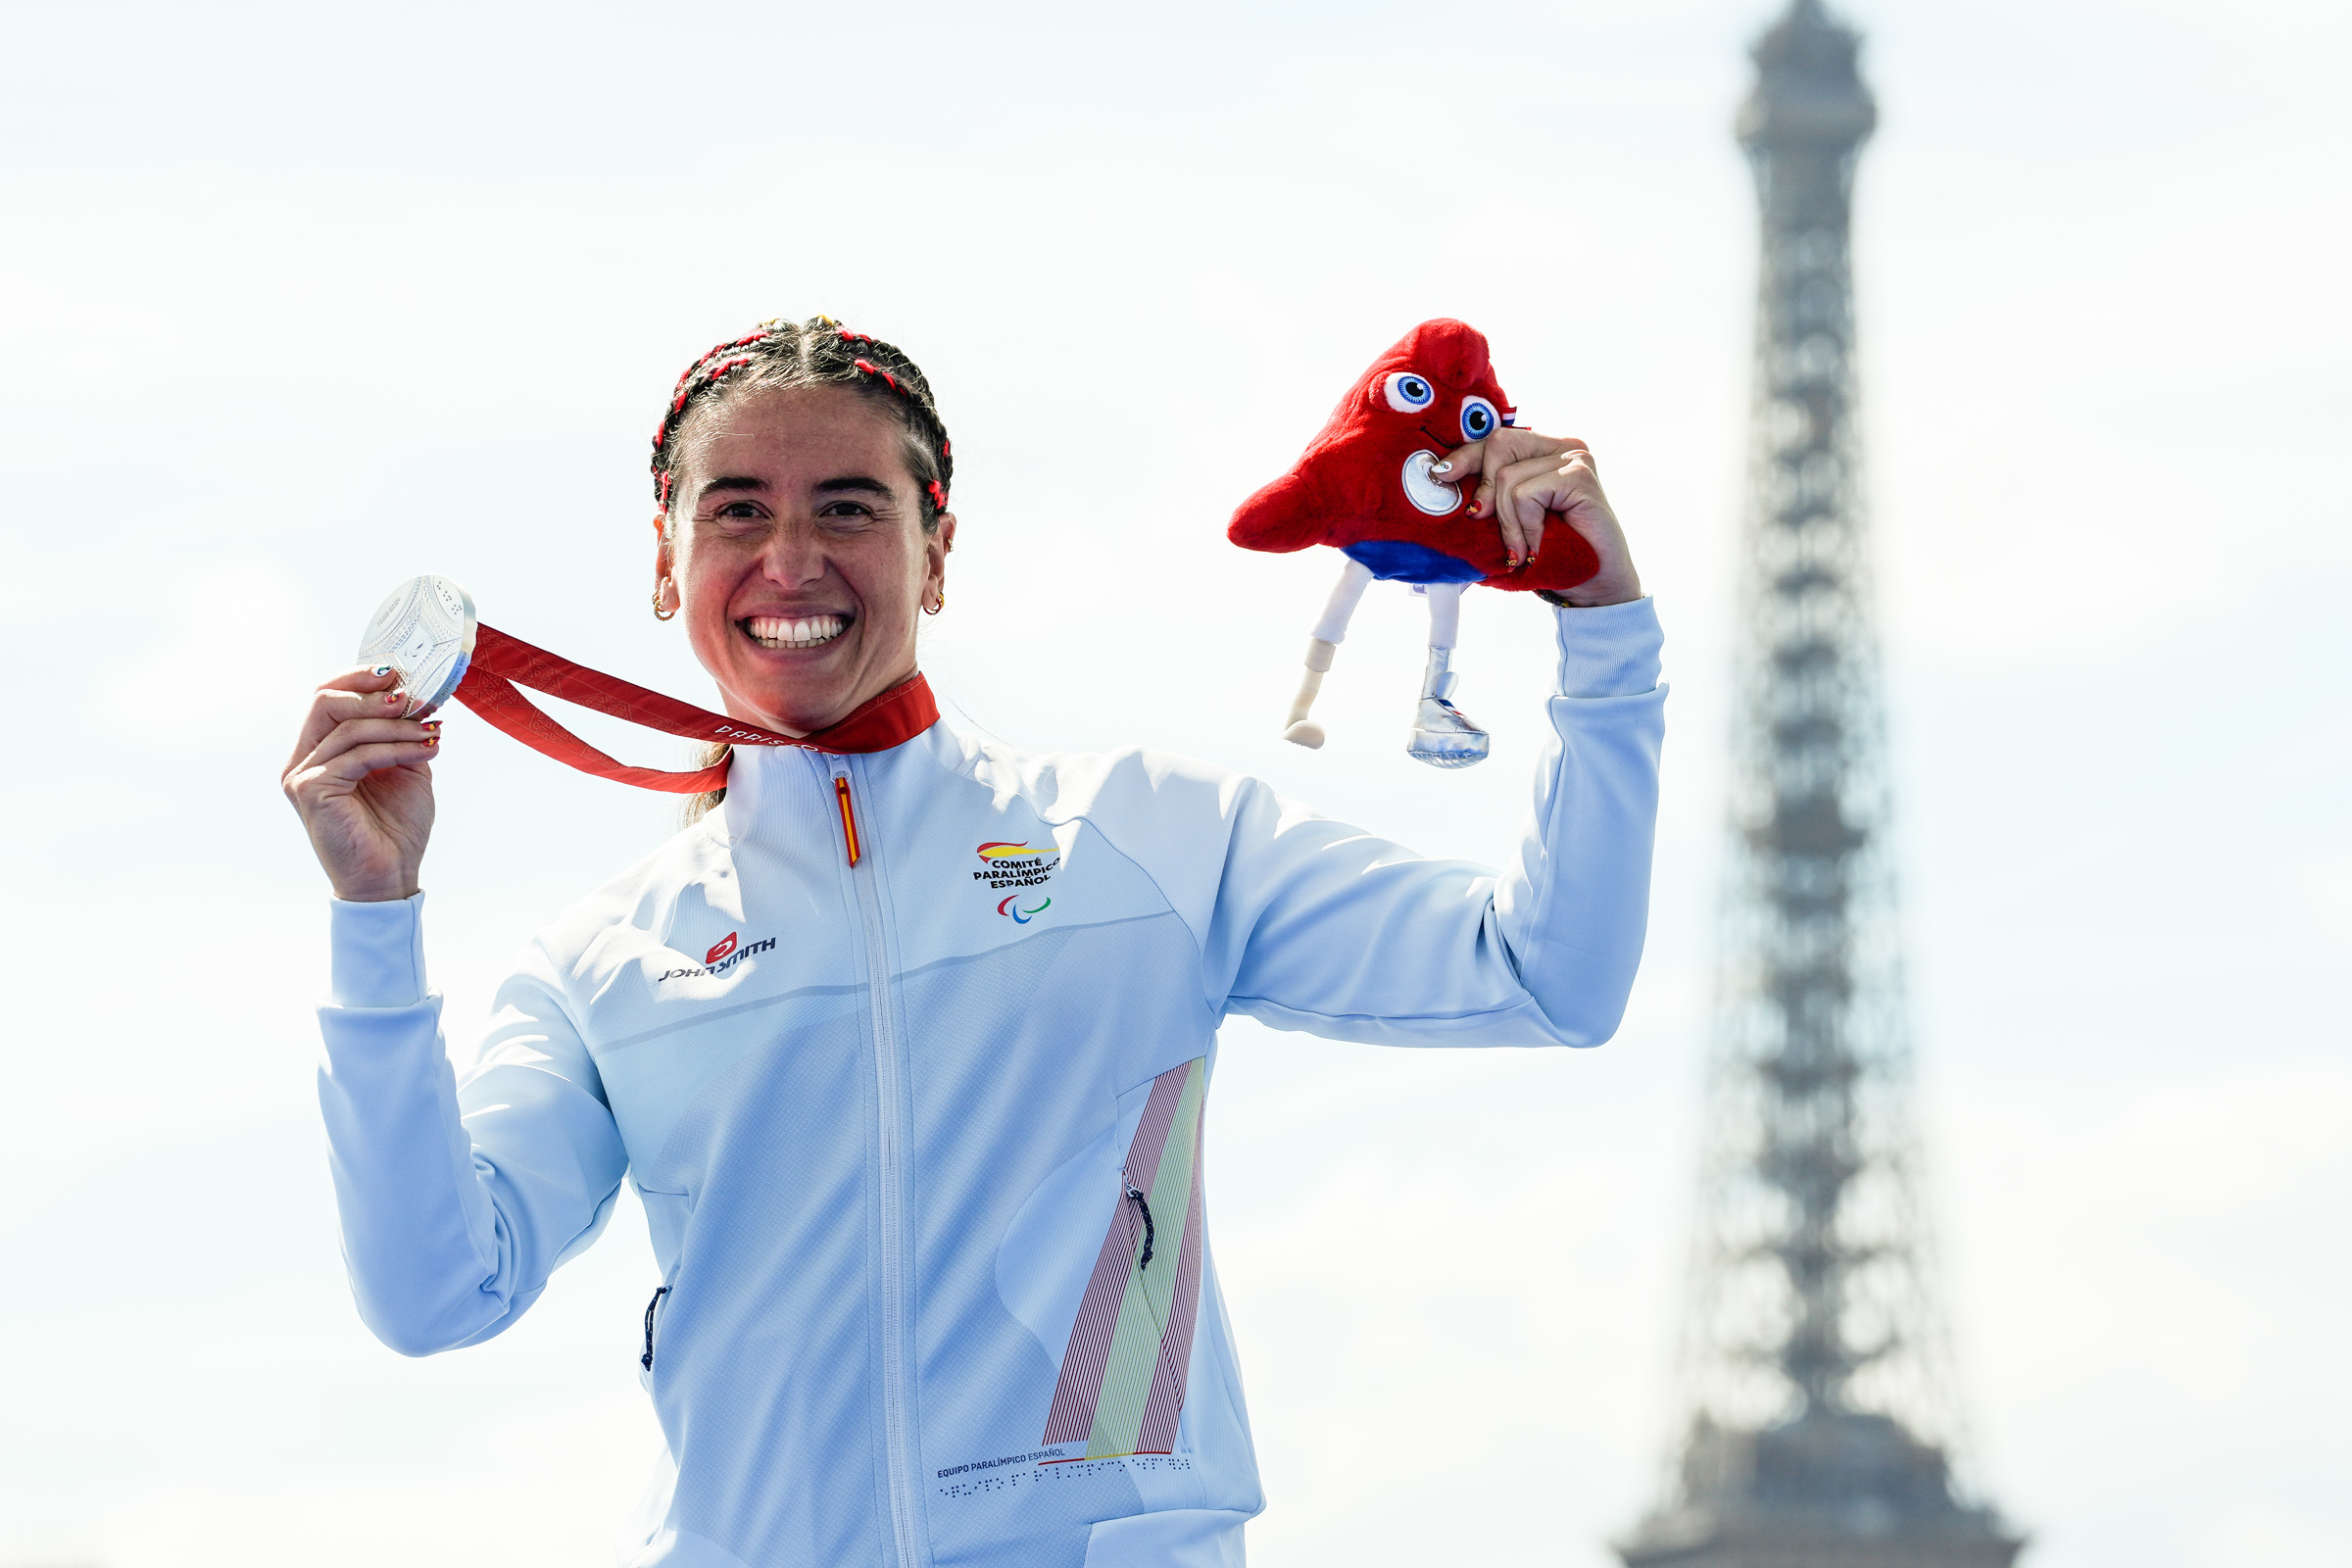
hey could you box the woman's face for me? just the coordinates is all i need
[658,383,951,736]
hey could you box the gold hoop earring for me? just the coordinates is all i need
[653,584,677,621]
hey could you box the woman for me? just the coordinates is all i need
[283,318,1664,1568]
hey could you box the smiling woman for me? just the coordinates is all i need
[279,315,1671,1568]
[647,319,957,813]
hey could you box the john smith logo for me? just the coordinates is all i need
[655,931,775,983]
[997,895,1052,924]
[973,841,1059,892]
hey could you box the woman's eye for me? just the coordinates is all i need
[1384,371,1436,413]
[1459,397,1498,441]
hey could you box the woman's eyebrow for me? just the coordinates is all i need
[699,475,769,496]
[814,475,892,496]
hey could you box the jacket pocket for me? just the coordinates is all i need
[1042,1056,1208,1459]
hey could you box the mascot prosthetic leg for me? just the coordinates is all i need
[1233,318,1600,767]
[1286,564,1482,766]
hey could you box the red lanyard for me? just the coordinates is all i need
[451,623,939,794]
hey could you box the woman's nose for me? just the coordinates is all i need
[760,522,827,587]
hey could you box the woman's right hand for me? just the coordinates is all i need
[283,666,442,902]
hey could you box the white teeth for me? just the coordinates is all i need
[746,614,846,649]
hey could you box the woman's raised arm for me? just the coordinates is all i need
[1217,599,1665,1048]
[318,903,629,1356]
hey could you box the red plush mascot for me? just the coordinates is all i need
[1229,318,1599,767]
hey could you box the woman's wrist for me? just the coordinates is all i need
[329,872,422,903]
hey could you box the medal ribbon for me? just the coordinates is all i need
[452,623,939,793]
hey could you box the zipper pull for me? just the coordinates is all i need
[834,773,862,867]
[641,1284,670,1370]
[1122,1170,1156,1274]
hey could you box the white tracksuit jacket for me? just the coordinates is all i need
[317,597,1666,1568]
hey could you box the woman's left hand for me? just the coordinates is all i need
[1435,430,1642,607]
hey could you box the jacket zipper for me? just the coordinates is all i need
[833,763,921,1568]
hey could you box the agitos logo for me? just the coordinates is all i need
[655,930,775,984]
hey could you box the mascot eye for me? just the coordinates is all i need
[1459,397,1499,441]
[1384,371,1436,413]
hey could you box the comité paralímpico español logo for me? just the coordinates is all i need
[976,841,1057,923]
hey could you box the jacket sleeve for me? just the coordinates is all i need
[1202,597,1665,1048]
[315,895,628,1355]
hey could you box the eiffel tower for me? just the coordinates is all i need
[1616,6,2025,1566]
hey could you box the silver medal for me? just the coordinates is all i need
[358,574,478,717]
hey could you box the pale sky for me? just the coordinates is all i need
[2,2,2346,1566]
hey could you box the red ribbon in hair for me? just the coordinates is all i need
[452,624,938,794]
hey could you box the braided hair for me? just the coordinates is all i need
[651,316,954,529]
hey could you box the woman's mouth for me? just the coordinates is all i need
[742,613,850,650]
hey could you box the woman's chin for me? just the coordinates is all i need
[716,631,855,725]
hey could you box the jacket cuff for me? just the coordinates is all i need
[1553,596,1663,699]
[329,893,430,1008]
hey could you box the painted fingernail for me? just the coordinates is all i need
[421,720,442,733]
[424,734,440,747]
[370,664,394,677]
[1432,461,1453,475]
[384,691,403,705]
